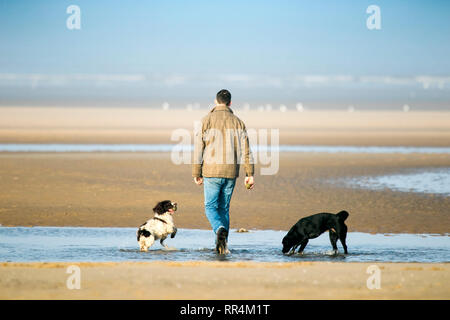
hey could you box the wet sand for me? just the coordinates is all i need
[0,152,449,233]
[0,107,449,300]
[0,261,448,299]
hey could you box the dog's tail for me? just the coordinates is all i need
[336,210,349,222]
[136,227,151,241]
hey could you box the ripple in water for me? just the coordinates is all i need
[0,227,448,263]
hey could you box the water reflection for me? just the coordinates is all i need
[346,168,450,195]
[0,227,448,263]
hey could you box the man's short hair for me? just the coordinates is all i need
[216,89,231,106]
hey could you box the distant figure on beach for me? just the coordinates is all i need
[192,89,254,254]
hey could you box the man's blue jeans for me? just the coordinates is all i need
[203,177,236,235]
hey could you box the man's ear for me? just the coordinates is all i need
[229,101,232,107]
[214,99,218,105]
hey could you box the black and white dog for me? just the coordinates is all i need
[137,200,178,252]
[282,211,349,255]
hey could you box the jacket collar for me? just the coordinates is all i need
[210,104,233,114]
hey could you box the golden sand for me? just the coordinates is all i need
[0,152,448,233]
[0,107,449,300]
[0,261,448,299]
[0,107,449,146]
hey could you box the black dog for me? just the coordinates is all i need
[282,211,349,255]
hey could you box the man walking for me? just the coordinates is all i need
[192,89,254,254]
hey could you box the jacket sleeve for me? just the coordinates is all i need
[240,123,254,177]
[192,119,205,177]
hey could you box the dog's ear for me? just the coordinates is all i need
[162,200,173,211]
[153,202,166,215]
[153,200,172,214]
[336,210,349,221]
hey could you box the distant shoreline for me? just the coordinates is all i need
[1,108,449,146]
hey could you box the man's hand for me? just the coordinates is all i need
[193,177,203,185]
[245,176,255,190]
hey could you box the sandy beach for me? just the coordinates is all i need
[0,261,448,300]
[0,152,449,233]
[0,107,450,146]
[2,0,450,303]
[0,107,449,233]
[0,107,449,300]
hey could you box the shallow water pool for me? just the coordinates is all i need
[1,144,450,154]
[0,227,448,263]
[345,168,450,196]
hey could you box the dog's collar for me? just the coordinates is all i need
[153,217,167,224]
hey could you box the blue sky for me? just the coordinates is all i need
[0,0,449,107]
